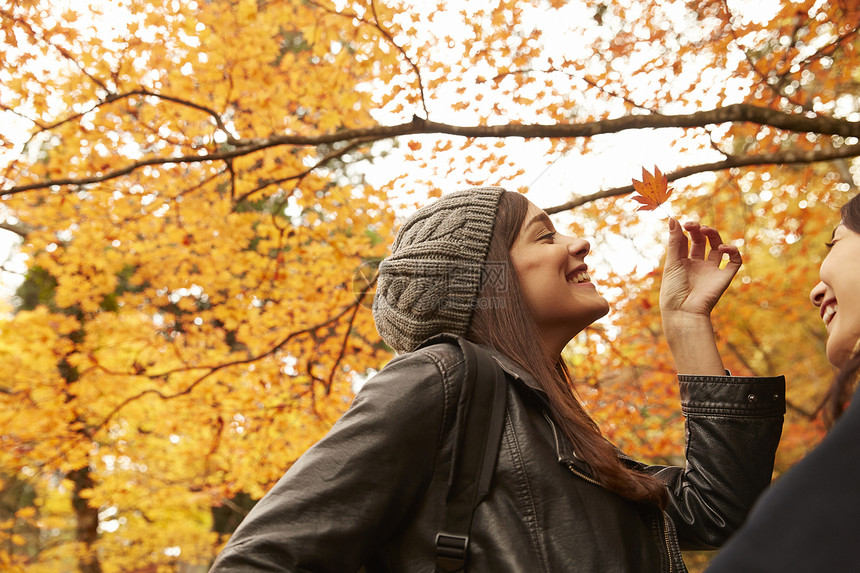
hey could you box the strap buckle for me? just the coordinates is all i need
[435,532,469,571]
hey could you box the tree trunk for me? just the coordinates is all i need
[69,467,102,573]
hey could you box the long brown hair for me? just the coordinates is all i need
[466,191,668,507]
[822,193,860,427]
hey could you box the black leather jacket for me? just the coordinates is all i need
[211,339,785,572]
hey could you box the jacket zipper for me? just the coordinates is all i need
[544,411,602,486]
[546,412,678,572]
[660,511,674,573]
[563,460,602,487]
[563,462,677,572]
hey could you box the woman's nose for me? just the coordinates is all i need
[567,237,590,258]
[810,280,826,307]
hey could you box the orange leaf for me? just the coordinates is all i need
[630,166,673,211]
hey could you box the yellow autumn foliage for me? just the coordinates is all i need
[1,0,858,571]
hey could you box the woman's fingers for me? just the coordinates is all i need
[666,218,689,264]
[684,222,707,259]
[703,227,743,269]
[719,243,743,267]
[672,220,742,270]
[682,223,740,265]
[702,227,725,262]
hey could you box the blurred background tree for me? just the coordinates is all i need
[0,0,857,570]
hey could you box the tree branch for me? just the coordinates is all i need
[325,286,369,394]
[39,89,239,143]
[369,0,429,119]
[0,221,30,238]
[90,300,363,437]
[307,0,430,118]
[234,136,381,205]
[544,142,860,214]
[4,104,859,196]
[3,8,110,95]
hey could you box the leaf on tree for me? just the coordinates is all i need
[630,166,673,211]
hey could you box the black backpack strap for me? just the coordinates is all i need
[431,337,507,572]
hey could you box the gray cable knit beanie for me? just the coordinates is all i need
[372,186,505,354]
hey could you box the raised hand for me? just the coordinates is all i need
[659,218,743,375]
[660,218,743,318]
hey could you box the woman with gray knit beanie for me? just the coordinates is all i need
[211,187,785,572]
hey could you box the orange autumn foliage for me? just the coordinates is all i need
[0,1,857,571]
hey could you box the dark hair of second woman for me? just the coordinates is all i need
[466,191,668,507]
[822,193,860,426]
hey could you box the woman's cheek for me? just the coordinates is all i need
[828,323,860,369]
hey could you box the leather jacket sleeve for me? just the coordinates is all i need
[209,350,454,572]
[638,373,786,550]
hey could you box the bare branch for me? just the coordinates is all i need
[796,21,860,70]
[234,136,382,205]
[2,8,110,94]
[369,0,429,119]
[91,300,363,436]
[325,285,370,394]
[307,0,430,118]
[0,221,30,238]
[5,104,860,196]
[0,101,45,129]
[40,89,238,143]
[118,89,239,142]
[544,142,860,214]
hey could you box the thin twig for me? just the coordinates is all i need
[545,142,860,214]
[92,300,363,436]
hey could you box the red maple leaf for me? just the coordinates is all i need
[630,166,673,211]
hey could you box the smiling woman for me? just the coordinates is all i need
[510,201,611,355]
[810,197,860,377]
[211,186,786,572]
[707,193,860,573]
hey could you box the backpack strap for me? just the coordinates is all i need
[420,336,507,572]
